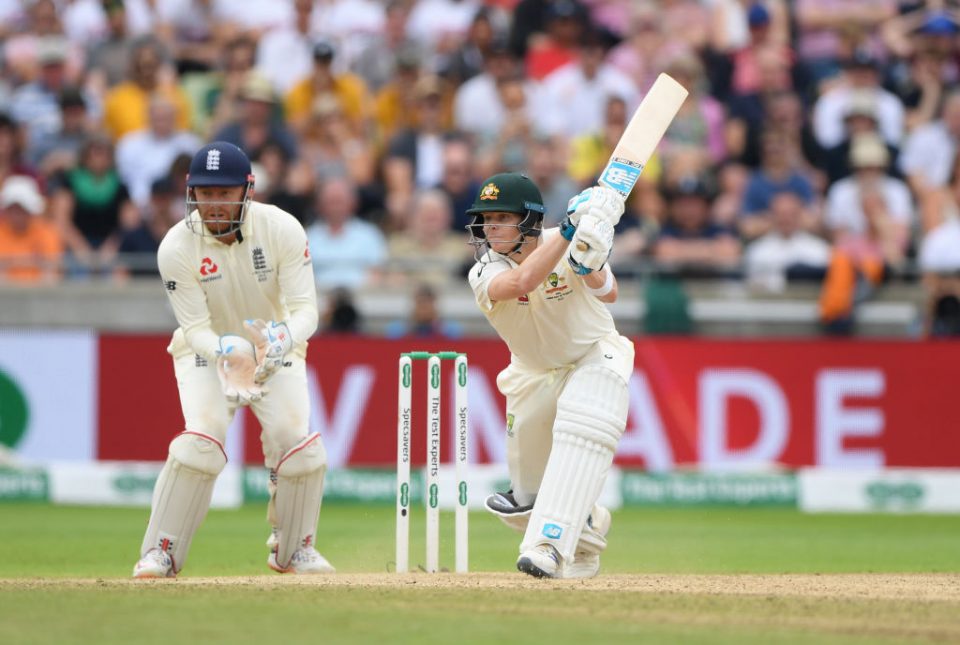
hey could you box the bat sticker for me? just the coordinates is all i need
[600,158,645,197]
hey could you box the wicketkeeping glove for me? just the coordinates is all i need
[243,319,293,384]
[567,214,614,275]
[216,335,267,404]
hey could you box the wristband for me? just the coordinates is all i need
[586,267,614,297]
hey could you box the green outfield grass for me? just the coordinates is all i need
[1,504,959,644]
[1,503,958,576]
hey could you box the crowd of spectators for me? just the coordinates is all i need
[1,0,960,336]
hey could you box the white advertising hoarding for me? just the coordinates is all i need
[0,330,97,461]
[800,469,960,513]
[47,461,241,508]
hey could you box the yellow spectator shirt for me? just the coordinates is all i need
[284,73,370,129]
[102,82,193,140]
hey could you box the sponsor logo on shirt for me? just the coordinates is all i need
[199,257,222,283]
[517,294,529,305]
[164,280,176,292]
[200,257,218,276]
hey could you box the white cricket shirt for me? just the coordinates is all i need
[468,228,619,371]
[158,201,318,361]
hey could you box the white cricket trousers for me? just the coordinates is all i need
[495,333,635,504]
[172,352,313,468]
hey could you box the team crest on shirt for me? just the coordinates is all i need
[544,272,572,301]
[252,246,274,282]
[479,183,500,200]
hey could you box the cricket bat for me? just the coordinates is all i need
[574,73,688,253]
[597,73,688,199]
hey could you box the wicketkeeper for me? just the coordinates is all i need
[133,142,333,578]
[467,173,632,578]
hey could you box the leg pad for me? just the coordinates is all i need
[140,432,226,573]
[272,434,327,568]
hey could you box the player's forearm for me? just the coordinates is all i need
[487,232,569,301]
[514,232,570,292]
[182,324,222,362]
[278,258,320,343]
[580,266,619,303]
[285,303,319,345]
[160,250,222,361]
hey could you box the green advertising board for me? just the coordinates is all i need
[621,471,798,507]
[243,468,425,504]
[0,467,49,501]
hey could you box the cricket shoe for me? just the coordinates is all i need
[562,506,612,579]
[268,547,336,574]
[132,549,174,578]
[517,543,561,578]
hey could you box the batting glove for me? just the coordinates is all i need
[566,186,625,229]
[567,215,614,275]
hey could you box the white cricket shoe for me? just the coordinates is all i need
[563,506,612,579]
[517,544,561,578]
[268,547,336,574]
[132,549,174,579]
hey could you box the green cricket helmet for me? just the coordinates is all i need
[465,173,545,257]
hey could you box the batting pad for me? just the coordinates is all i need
[576,516,608,556]
[141,432,227,573]
[273,433,327,569]
[521,365,627,562]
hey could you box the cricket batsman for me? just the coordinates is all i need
[133,141,333,577]
[467,173,632,578]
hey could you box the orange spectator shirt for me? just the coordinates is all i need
[0,218,63,283]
